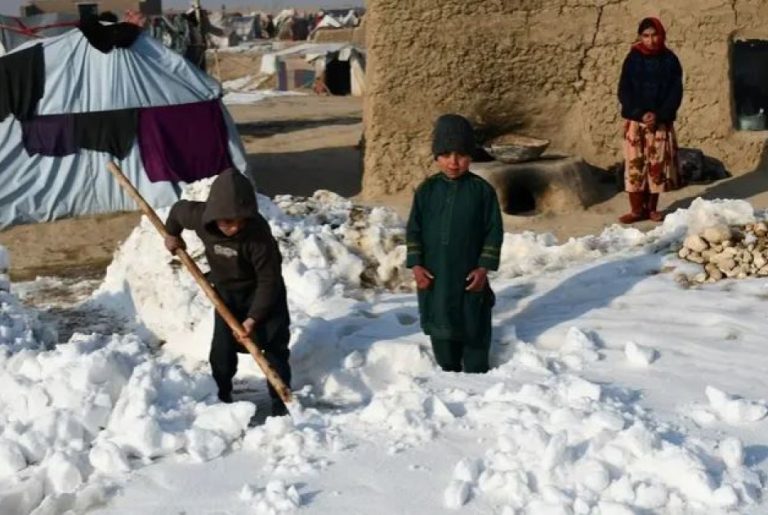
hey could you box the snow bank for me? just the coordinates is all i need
[0,245,258,513]
[445,374,762,512]
[91,187,407,360]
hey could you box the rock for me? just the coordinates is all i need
[712,244,723,253]
[702,225,732,244]
[759,266,768,276]
[754,252,767,269]
[674,273,691,289]
[741,250,753,264]
[694,273,707,283]
[684,235,708,253]
[723,247,738,257]
[688,253,705,264]
[678,247,690,259]
[755,222,768,236]
[705,263,723,281]
[722,240,733,248]
[701,249,715,261]
[718,258,736,272]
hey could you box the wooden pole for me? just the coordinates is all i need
[106,162,293,405]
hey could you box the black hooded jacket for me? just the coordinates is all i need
[165,169,289,330]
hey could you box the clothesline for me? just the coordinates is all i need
[0,18,79,38]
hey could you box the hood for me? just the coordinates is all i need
[201,168,258,227]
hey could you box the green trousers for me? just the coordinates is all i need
[430,337,490,373]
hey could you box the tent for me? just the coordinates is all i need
[260,43,366,96]
[0,26,247,229]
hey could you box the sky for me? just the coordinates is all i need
[0,0,362,17]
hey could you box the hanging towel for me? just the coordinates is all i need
[0,44,44,122]
[78,17,142,53]
[138,100,234,183]
[74,108,138,159]
[22,114,77,156]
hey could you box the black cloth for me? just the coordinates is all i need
[74,109,137,159]
[618,48,683,123]
[78,18,142,53]
[165,169,289,329]
[22,114,77,156]
[0,44,44,122]
[210,286,291,402]
[431,114,475,158]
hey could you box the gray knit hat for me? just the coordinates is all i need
[431,114,475,159]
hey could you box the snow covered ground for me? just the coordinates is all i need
[2,190,768,514]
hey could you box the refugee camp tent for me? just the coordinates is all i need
[0,13,78,55]
[0,25,247,228]
[259,43,365,96]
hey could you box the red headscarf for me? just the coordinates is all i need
[632,17,667,56]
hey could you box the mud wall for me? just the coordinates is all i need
[363,0,768,196]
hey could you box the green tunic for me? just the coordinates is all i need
[406,171,503,342]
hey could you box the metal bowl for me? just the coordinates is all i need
[483,134,550,163]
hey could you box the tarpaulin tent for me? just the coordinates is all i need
[0,25,247,228]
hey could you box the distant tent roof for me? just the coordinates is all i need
[0,13,79,55]
[0,27,248,228]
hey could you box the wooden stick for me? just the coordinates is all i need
[106,162,293,405]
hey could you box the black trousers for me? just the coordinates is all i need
[210,287,291,402]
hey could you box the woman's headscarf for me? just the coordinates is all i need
[632,17,667,56]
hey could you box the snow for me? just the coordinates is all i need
[2,190,768,513]
[222,90,305,105]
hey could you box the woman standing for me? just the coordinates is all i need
[618,17,683,223]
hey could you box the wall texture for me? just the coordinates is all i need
[363,0,768,197]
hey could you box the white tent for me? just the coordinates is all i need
[259,43,366,96]
[0,27,247,228]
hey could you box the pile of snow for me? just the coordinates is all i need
[0,245,261,513]
[222,90,305,105]
[90,188,407,360]
[442,374,762,512]
[0,328,256,513]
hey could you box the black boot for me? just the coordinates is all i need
[218,390,233,404]
[270,399,288,417]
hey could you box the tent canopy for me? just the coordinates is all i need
[0,28,247,228]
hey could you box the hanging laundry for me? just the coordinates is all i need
[0,44,44,122]
[21,114,77,156]
[74,108,137,159]
[138,100,233,183]
[78,17,142,53]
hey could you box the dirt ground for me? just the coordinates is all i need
[2,93,768,281]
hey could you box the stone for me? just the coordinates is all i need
[684,235,708,253]
[702,225,732,244]
[753,252,766,269]
[678,247,690,259]
[759,266,768,276]
[718,258,737,272]
[755,222,768,236]
[705,263,723,281]
[688,253,705,264]
[694,273,707,283]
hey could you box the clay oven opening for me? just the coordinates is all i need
[505,179,537,215]
[732,39,768,131]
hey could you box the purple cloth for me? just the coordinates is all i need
[21,114,77,156]
[138,100,234,183]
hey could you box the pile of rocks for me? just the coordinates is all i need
[677,222,768,282]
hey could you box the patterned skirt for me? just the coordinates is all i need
[623,120,680,194]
